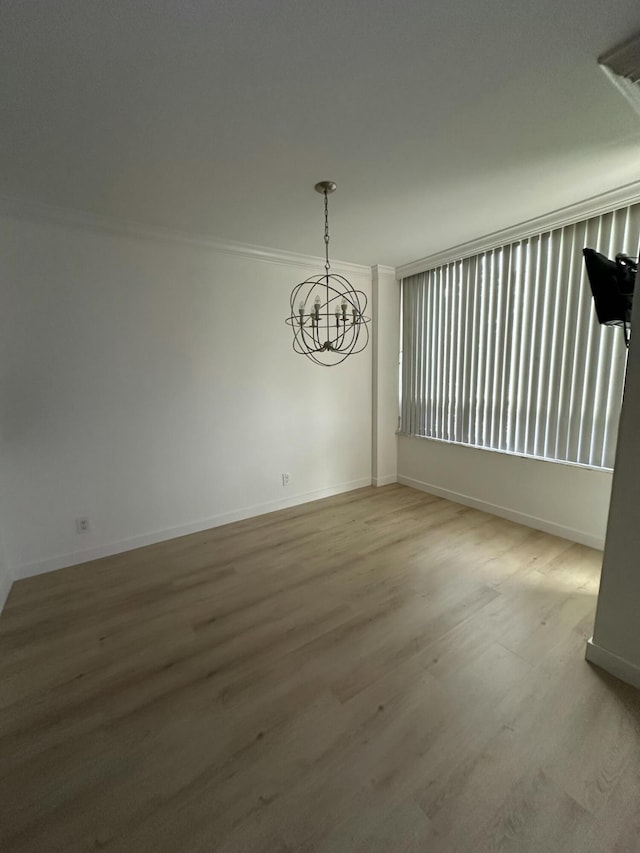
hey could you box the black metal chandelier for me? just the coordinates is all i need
[286,181,370,366]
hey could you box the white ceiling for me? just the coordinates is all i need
[2,1,640,267]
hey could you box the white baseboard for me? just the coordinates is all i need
[372,475,398,487]
[13,478,372,580]
[397,475,604,550]
[585,638,640,689]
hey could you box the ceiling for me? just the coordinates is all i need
[2,0,640,267]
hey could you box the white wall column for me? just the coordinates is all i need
[0,461,13,612]
[587,296,640,688]
[0,526,12,612]
[371,265,400,486]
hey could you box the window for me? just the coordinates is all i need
[400,203,640,470]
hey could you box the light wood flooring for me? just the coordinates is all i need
[1,484,639,852]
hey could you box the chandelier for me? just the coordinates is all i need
[286,181,370,366]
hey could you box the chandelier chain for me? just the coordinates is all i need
[324,190,330,274]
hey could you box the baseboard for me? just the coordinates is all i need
[372,475,398,487]
[585,638,640,689]
[13,478,372,580]
[397,475,604,550]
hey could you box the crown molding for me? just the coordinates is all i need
[396,179,640,280]
[0,194,371,277]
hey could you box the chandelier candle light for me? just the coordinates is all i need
[286,181,370,366]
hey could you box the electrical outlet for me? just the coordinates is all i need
[282,472,291,486]
[76,517,90,534]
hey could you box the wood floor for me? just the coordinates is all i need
[1,485,639,852]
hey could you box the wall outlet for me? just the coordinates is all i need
[76,517,90,534]
[282,472,291,486]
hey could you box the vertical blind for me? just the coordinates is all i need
[400,203,640,469]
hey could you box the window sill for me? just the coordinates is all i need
[396,432,614,474]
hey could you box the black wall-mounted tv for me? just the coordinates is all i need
[583,248,636,345]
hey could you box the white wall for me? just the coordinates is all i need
[587,294,640,688]
[398,435,612,549]
[371,266,399,486]
[0,213,373,578]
